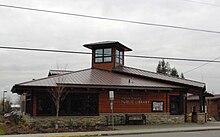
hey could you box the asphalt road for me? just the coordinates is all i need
[101,130,220,137]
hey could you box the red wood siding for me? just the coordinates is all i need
[93,62,115,71]
[99,90,181,113]
[187,101,200,113]
[92,47,116,71]
[188,98,220,121]
[207,99,220,120]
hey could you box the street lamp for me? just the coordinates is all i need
[2,91,7,114]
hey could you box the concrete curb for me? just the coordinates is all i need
[45,127,220,137]
[44,133,102,137]
[105,127,220,136]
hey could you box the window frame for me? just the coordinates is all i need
[152,101,164,112]
[116,49,124,64]
[94,48,112,63]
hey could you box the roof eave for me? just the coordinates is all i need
[59,83,181,91]
[83,41,132,51]
[11,83,183,94]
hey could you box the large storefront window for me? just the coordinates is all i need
[61,93,99,116]
[36,93,55,116]
[26,94,32,115]
[36,92,99,116]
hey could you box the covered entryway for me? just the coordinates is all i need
[170,95,184,115]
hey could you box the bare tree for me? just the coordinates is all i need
[49,65,69,129]
[50,84,67,118]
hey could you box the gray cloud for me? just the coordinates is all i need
[0,0,220,101]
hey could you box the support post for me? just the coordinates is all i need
[199,92,204,113]
[166,92,168,113]
[203,96,205,113]
[184,93,188,122]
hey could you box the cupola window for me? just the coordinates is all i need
[116,49,123,64]
[95,48,112,63]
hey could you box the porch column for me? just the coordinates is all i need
[199,92,205,113]
[203,96,206,113]
[166,92,168,113]
[23,93,26,114]
[184,94,187,122]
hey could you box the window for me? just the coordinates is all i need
[26,94,32,115]
[36,93,98,116]
[152,101,164,112]
[95,48,112,63]
[62,93,99,116]
[170,96,184,115]
[116,49,123,64]
[36,93,55,116]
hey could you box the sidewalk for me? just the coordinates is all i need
[2,122,220,137]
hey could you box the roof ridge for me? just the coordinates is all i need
[15,68,91,86]
[49,69,75,72]
[83,41,119,45]
[121,66,205,85]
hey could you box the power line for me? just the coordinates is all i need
[184,56,220,74]
[0,4,220,34]
[180,0,220,7]
[1,45,220,63]
[125,54,220,63]
[0,46,91,55]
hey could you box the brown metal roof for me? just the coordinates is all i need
[83,41,132,51]
[206,94,220,100]
[187,95,200,101]
[113,66,205,88]
[12,68,181,93]
[187,93,217,101]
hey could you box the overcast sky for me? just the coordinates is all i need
[0,0,220,102]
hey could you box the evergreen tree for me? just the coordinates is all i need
[180,73,185,79]
[156,61,162,73]
[156,59,185,79]
[156,59,171,75]
[170,68,179,78]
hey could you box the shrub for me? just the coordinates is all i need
[8,111,25,125]
[67,119,78,129]
[49,120,57,128]
[30,121,41,130]
[82,119,96,128]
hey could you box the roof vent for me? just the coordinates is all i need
[128,77,134,84]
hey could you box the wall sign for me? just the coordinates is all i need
[109,91,114,101]
[152,101,164,112]
[120,97,150,104]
